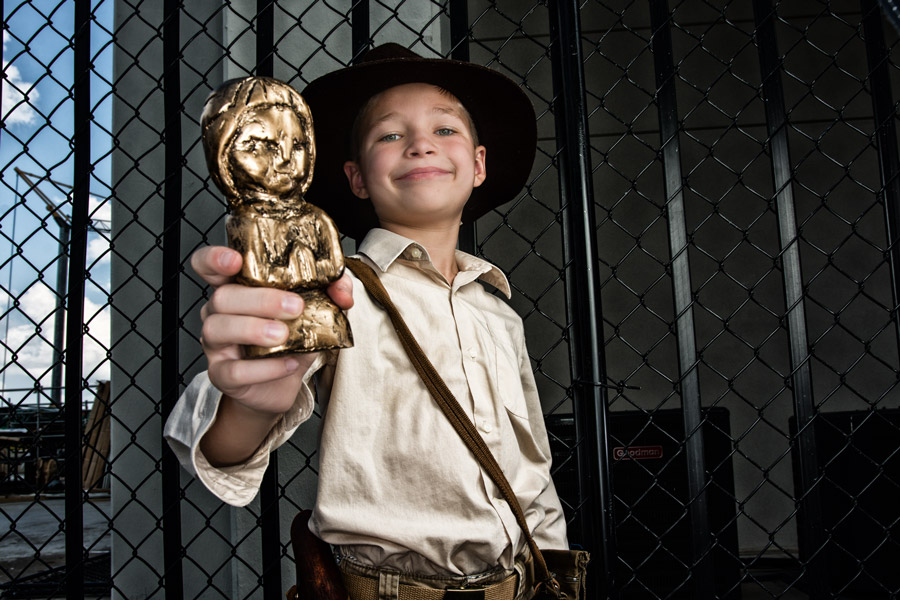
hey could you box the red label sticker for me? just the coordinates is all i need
[613,445,664,461]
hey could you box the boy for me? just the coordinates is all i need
[165,44,568,599]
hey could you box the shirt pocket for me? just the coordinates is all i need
[493,341,530,420]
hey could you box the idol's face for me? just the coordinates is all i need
[229,106,311,198]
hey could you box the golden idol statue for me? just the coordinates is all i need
[201,77,352,356]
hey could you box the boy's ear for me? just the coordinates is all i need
[343,161,369,199]
[473,145,487,189]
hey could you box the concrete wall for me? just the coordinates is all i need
[109,1,168,596]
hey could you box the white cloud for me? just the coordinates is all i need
[2,63,40,126]
[19,284,59,319]
[3,286,62,379]
[87,196,112,264]
[2,284,110,384]
[87,236,110,264]
[89,195,111,223]
[4,321,54,371]
[82,297,110,381]
[2,31,39,126]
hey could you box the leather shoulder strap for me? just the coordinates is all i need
[344,257,554,588]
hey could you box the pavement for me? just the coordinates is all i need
[0,495,110,586]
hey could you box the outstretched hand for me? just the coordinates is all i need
[191,245,353,465]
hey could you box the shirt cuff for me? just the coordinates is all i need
[163,355,325,507]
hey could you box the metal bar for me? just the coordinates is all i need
[161,0,185,597]
[261,451,282,600]
[66,0,91,596]
[751,2,826,597]
[352,0,370,63]
[52,226,69,407]
[448,0,469,59]
[449,0,477,255]
[256,0,274,78]
[547,1,616,597]
[647,2,714,597]
[253,7,283,598]
[862,0,900,352]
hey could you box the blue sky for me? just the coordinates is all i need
[1,0,113,408]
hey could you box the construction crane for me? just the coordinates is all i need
[6,168,110,407]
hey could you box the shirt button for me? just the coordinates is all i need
[480,420,494,434]
[408,247,423,259]
[467,347,477,359]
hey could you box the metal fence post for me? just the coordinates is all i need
[66,1,92,597]
[547,1,617,596]
[647,1,714,597]
[253,4,284,596]
[450,0,477,256]
[257,0,274,80]
[352,0,370,63]
[751,2,826,597]
[161,0,185,597]
[862,0,900,350]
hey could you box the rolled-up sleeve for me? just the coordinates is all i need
[163,354,326,506]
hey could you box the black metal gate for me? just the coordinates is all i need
[2,1,900,598]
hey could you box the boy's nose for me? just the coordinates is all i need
[406,133,436,156]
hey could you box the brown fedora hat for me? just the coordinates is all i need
[301,43,537,241]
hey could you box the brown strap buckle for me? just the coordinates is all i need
[535,577,565,600]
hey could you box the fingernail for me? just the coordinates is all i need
[219,250,239,270]
[282,294,303,315]
[284,357,299,372]
[264,322,287,341]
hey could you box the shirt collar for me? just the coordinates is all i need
[357,228,512,298]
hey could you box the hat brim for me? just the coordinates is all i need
[301,52,537,241]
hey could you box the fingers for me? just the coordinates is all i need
[327,272,354,310]
[208,350,320,410]
[201,313,290,351]
[191,246,243,287]
[206,284,304,321]
[208,354,304,394]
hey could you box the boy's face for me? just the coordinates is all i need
[229,106,311,198]
[343,83,486,232]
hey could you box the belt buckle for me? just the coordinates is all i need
[444,587,486,600]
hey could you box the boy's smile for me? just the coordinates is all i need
[343,83,487,233]
[395,166,452,182]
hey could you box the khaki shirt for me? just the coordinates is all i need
[164,229,568,576]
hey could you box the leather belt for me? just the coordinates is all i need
[340,569,519,600]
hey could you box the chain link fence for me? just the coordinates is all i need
[1,0,899,598]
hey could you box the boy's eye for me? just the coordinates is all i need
[379,133,401,142]
[435,128,455,136]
